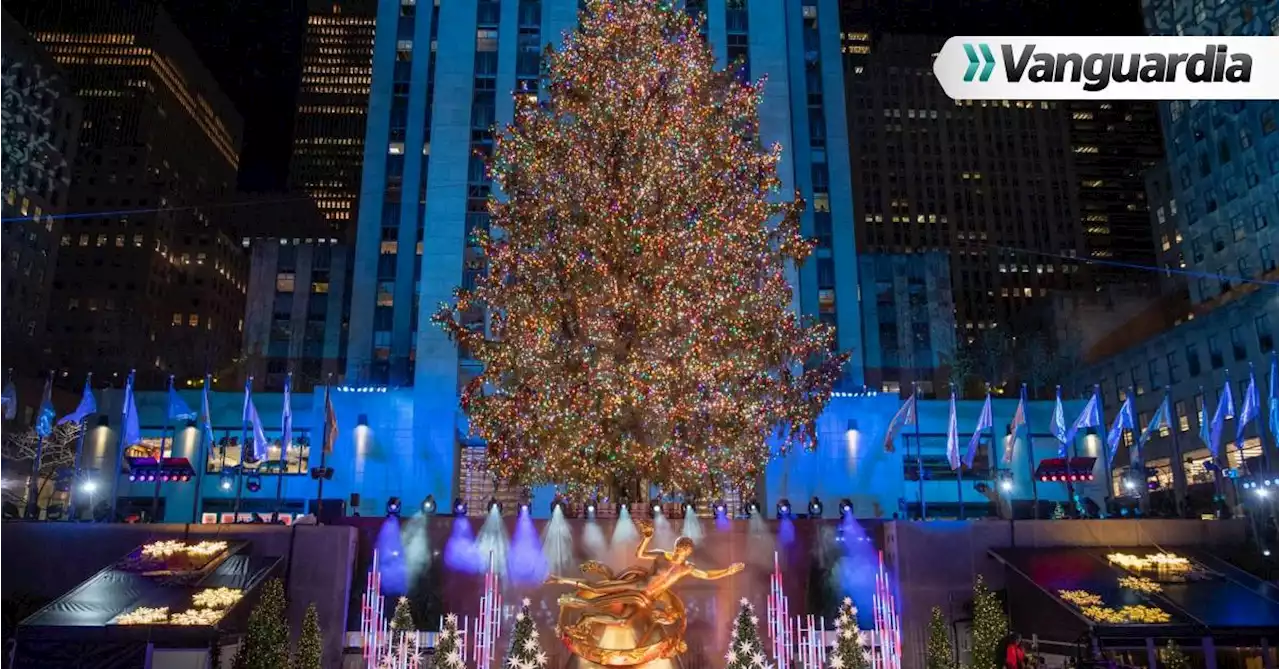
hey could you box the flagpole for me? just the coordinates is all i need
[273,372,292,522]
[1250,363,1270,474]
[1097,383,1111,517]
[108,370,135,522]
[67,373,92,521]
[25,371,54,520]
[953,389,964,520]
[914,383,925,520]
[1023,385,1038,520]
[988,390,1001,519]
[1059,385,1075,516]
[234,377,251,518]
[151,375,176,523]
[316,377,332,522]
[189,373,212,525]
[1166,386,1185,518]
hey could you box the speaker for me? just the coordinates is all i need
[349,493,361,511]
[312,498,346,524]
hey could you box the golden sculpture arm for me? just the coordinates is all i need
[690,562,745,581]
[635,521,664,560]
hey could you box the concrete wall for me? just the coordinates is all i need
[1,523,358,669]
[887,519,1250,669]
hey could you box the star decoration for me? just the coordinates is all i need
[445,613,458,624]
[523,638,540,653]
[508,657,522,669]
[842,628,853,639]
[516,612,525,622]
[740,597,750,607]
[726,650,738,663]
[750,615,759,625]
[522,597,532,607]
[843,597,852,606]
[751,651,766,665]
[830,655,845,669]
[535,650,548,666]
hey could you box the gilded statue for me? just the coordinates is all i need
[545,520,744,666]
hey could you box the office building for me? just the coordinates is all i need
[1,10,82,378]
[858,253,956,395]
[13,0,248,386]
[288,0,376,230]
[1070,0,1279,512]
[239,194,351,392]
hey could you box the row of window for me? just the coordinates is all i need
[1106,316,1275,400]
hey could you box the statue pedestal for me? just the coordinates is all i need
[567,627,677,669]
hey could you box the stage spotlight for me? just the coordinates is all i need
[453,498,468,516]
[839,498,853,517]
[713,499,727,518]
[650,502,663,517]
[386,496,402,517]
[219,472,234,491]
[81,479,97,493]
[776,498,792,520]
[520,500,531,515]
[1255,487,1270,499]
[1123,479,1136,491]
[422,494,436,514]
[743,499,760,518]
[1000,479,1013,492]
[549,497,564,515]
[585,501,597,518]
[684,501,697,515]
[487,497,502,515]
[129,474,137,482]
[809,497,823,518]
[245,473,262,493]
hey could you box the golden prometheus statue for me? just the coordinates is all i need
[545,520,744,668]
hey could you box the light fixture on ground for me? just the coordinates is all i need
[386,497,402,517]
[453,498,467,516]
[742,499,760,518]
[421,494,436,515]
[219,470,234,491]
[776,498,792,520]
[683,499,697,515]
[81,479,97,493]
[548,497,563,516]
[245,473,262,493]
[487,497,502,515]
[839,498,853,517]
[650,501,663,517]
[585,501,597,518]
[713,499,727,518]
[997,470,1014,492]
[808,497,823,518]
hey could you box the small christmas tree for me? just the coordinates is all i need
[390,596,417,645]
[433,613,465,669]
[1159,640,1189,669]
[925,606,953,669]
[291,603,323,669]
[503,598,547,669]
[1052,503,1066,520]
[969,576,1008,669]
[235,578,288,669]
[724,598,768,669]
[828,597,869,669]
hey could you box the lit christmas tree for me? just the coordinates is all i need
[291,603,323,669]
[432,613,466,669]
[1051,503,1066,520]
[828,597,869,669]
[434,0,847,494]
[969,576,1008,669]
[1159,640,1189,669]
[390,596,417,645]
[234,578,288,669]
[925,606,953,669]
[503,598,548,669]
[724,598,768,669]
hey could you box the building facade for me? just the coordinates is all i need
[288,0,376,231]
[858,253,956,395]
[12,0,249,387]
[1,10,82,378]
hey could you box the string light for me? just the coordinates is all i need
[433,0,846,493]
[1118,576,1162,593]
[192,587,243,609]
[112,607,170,625]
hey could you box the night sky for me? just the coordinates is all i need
[167,0,1145,192]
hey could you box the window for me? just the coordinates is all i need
[172,313,182,326]
[1175,401,1189,432]
[1207,336,1223,368]
[1186,344,1201,377]
[1257,316,1275,353]
[1166,352,1180,384]
[381,241,398,254]
[1253,204,1269,230]
[1262,244,1276,271]
[312,281,330,294]
[377,282,394,307]
[189,314,200,327]
[276,272,295,292]
[1130,366,1144,396]
[1229,325,1247,361]
[1148,359,1161,388]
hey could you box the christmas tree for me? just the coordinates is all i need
[1052,503,1066,520]
[828,597,869,669]
[1159,640,1189,669]
[291,603,323,669]
[969,576,1008,669]
[434,0,847,494]
[234,578,288,669]
[433,613,466,669]
[925,606,953,669]
[724,598,768,669]
[390,596,417,645]
[503,598,548,669]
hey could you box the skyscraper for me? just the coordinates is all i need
[288,0,376,230]
[13,0,247,386]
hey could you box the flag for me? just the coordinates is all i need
[1051,388,1069,457]
[1270,358,1278,449]
[882,393,917,453]
[966,393,993,468]
[122,371,141,447]
[2,376,18,420]
[1237,368,1259,442]
[1208,380,1233,458]
[167,377,195,422]
[58,374,97,425]
[281,374,293,462]
[1063,387,1102,451]
[200,374,215,445]
[1198,387,1212,452]
[34,375,55,438]
[1105,394,1135,465]
[946,391,960,470]
[1134,394,1170,465]
[323,385,338,453]
[1003,392,1027,465]
[242,380,269,462]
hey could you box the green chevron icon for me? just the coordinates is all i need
[963,43,996,82]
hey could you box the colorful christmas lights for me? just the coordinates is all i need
[433,0,846,493]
